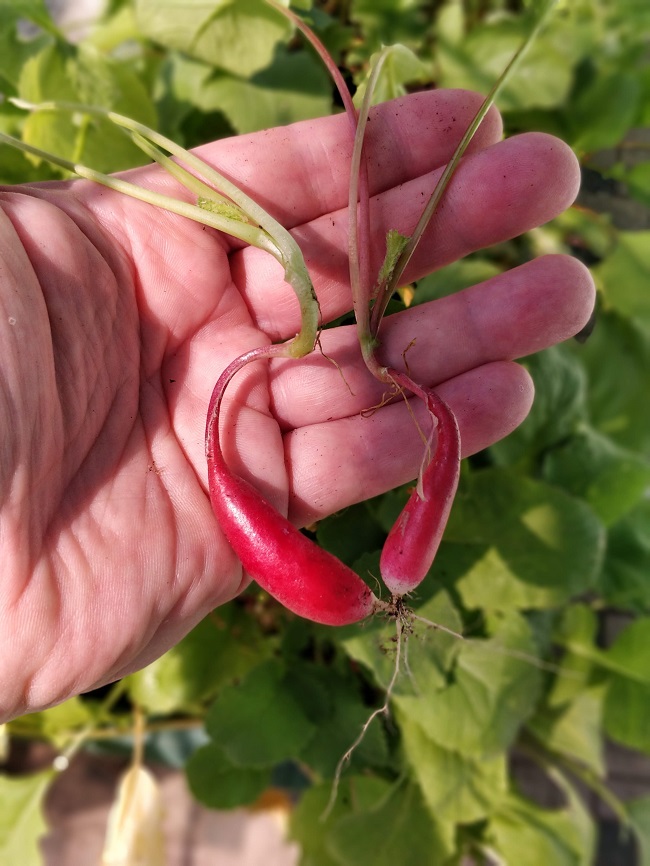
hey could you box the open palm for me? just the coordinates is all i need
[0,90,594,721]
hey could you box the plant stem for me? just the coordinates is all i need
[8,99,321,358]
[369,0,558,338]
[347,48,393,382]
[204,342,295,460]
[0,129,278,255]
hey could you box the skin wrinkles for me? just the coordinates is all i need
[0,91,595,721]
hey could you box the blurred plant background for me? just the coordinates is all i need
[1,1,650,864]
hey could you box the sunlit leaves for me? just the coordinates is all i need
[528,685,607,777]
[127,608,273,715]
[396,611,544,758]
[601,501,650,613]
[203,660,316,769]
[443,468,605,611]
[487,788,595,866]
[0,2,649,864]
[490,346,588,467]
[186,743,271,809]
[568,310,650,454]
[328,780,456,866]
[397,712,509,824]
[594,231,650,329]
[17,42,157,173]
[342,591,463,696]
[135,0,292,78]
[542,425,650,526]
[0,771,53,866]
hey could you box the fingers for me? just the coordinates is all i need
[270,254,596,430]
[285,360,533,526]
[232,132,582,339]
[192,89,503,229]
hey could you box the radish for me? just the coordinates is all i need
[4,1,559,621]
[205,347,379,626]
[379,370,461,596]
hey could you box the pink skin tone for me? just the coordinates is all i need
[0,90,595,721]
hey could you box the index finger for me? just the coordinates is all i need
[190,89,503,230]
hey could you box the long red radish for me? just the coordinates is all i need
[205,348,378,626]
[379,370,461,596]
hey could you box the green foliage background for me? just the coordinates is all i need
[1,1,650,863]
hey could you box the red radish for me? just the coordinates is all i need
[205,348,378,626]
[379,369,461,596]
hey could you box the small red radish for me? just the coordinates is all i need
[379,370,461,596]
[205,349,378,626]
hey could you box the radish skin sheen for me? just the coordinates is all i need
[380,387,461,596]
[207,430,377,626]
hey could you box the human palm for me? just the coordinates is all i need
[0,91,594,721]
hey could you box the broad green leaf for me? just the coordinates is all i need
[353,44,430,106]
[13,697,94,748]
[190,48,331,134]
[490,347,588,468]
[601,620,650,754]
[528,685,607,777]
[0,771,53,866]
[570,71,642,154]
[0,14,50,90]
[445,469,604,611]
[204,659,316,768]
[18,42,157,173]
[342,591,463,697]
[290,777,391,866]
[396,611,544,757]
[127,607,273,715]
[601,501,650,613]
[628,795,650,866]
[0,116,53,183]
[435,0,464,47]
[397,710,508,824]
[296,674,390,778]
[567,309,650,454]
[542,424,650,526]
[555,607,650,683]
[594,231,650,329]
[185,743,271,809]
[487,790,595,866]
[436,15,574,111]
[547,605,599,707]
[604,677,650,755]
[135,0,292,77]
[603,618,650,684]
[328,780,455,866]
[553,603,599,648]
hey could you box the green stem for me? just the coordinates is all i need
[58,679,129,764]
[369,0,558,337]
[130,131,239,212]
[0,129,279,256]
[8,99,320,357]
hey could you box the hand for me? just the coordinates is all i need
[0,90,594,721]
